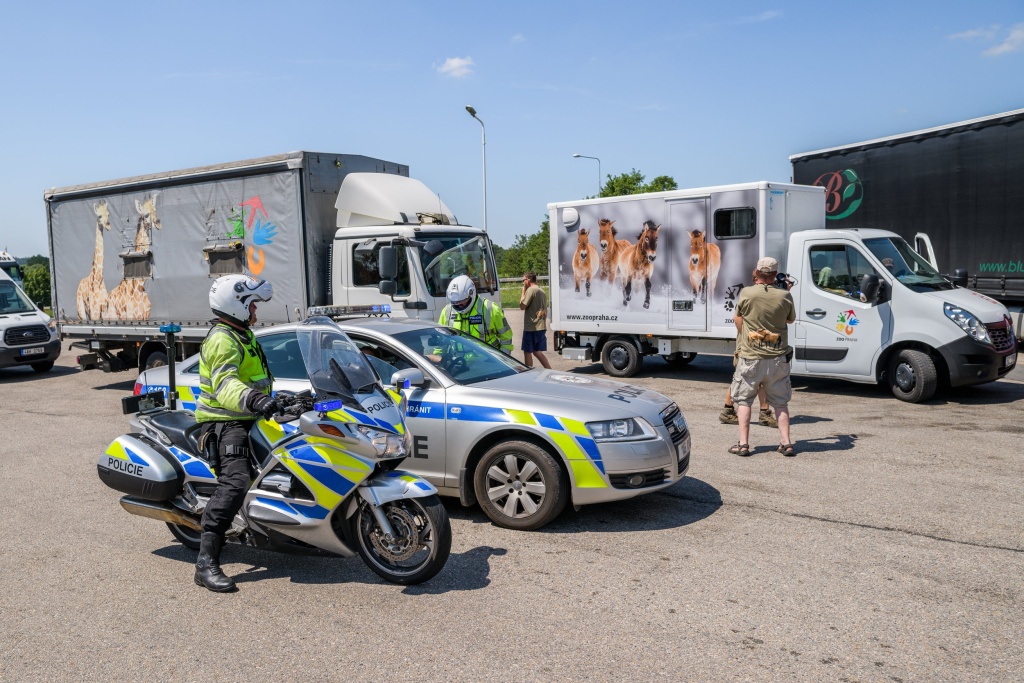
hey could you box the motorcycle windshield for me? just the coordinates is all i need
[297,319,380,402]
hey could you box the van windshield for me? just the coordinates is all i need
[863,237,953,292]
[415,234,497,297]
[0,281,36,314]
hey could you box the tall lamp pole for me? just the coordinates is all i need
[466,106,487,232]
[572,153,601,196]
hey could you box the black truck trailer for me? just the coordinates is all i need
[790,108,1024,338]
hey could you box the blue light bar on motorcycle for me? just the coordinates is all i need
[314,399,344,413]
[159,324,182,333]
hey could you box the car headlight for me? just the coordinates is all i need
[355,425,409,458]
[944,303,991,344]
[586,417,655,442]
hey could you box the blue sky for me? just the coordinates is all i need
[1,1,1021,257]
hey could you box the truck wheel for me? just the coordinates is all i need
[602,337,641,377]
[474,440,568,531]
[30,361,54,373]
[662,352,696,368]
[145,352,168,370]
[887,349,937,403]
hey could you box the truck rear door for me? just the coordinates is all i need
[793,238,892,379]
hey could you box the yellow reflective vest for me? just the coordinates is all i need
[195,323,272,423]
[438,297,513,354]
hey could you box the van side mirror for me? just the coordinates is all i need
[390,367,425,389]
[952,268,969,288]
[860,273,881,304]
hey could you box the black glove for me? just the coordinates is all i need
[247,392,278,419]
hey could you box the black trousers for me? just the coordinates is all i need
[199,420,254,535]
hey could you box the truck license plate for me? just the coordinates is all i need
[20,347,46,356]
[1005,353,1017,368]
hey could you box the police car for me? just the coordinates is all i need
[135,317,691,530]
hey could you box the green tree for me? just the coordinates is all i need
[23,263,51,307]
[599,169,677,198]
[497,219,548,277]
[25,254,50,269]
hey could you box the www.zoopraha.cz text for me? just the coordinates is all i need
[565,314,619,321]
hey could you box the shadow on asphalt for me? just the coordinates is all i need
[92,378,137,392]
[567,355,1024,407]
[0,364,78,385]
[152,539,504,592]
[445,476,722,534]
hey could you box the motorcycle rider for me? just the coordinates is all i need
[438,274,513,354]
[193,274,278,592]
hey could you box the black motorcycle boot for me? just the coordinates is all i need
[194,532,237,592]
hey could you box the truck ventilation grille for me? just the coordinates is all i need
[4,325,49,346]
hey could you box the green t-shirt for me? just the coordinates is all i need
[521,285,547,332]
[735,284,795,359]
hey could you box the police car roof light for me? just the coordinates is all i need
[305,304,392,319]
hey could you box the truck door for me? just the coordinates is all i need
[793,240,893,378]
[343,236,408,310]
[667,199,709,331]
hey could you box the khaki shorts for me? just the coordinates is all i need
[730,356,792,408]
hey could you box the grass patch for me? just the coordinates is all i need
[498,283,550,309]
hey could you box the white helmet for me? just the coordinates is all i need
[210,274,273,326]
[447,275,476,312]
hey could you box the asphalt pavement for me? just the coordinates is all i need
[0,310,1021,682]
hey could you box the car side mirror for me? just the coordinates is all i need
[390,367,425,389]
[952,268,969,288]
[860,273,881,304]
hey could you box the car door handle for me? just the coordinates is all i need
[805,308,827,318]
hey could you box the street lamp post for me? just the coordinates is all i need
[572,153,601,196]
[465,106,487,232]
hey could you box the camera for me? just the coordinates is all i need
[770,272,794,288]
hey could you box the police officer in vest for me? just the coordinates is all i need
[193,274,278,592]
[438,275,513,354]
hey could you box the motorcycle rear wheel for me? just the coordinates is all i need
[166,522,202,550]
[350,495,451,585]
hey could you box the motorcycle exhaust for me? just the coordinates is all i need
[119,496,202,531]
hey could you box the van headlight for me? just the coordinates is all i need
[47,319,57,333]
[944,303,991,344]
[355,425,409,458]
[586,417,655,442]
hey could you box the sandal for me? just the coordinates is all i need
[777,443,797,457]
[728,443,751,457]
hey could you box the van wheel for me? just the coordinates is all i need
[888,349,937,403]
[602,337,640,377]
[30,361,54,373]
[145,352,169,370]
[662,352,696,368]
[474,440,568,531]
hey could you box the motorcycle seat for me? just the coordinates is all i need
[148,411,202,457]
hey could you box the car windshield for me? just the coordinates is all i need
[0,281,36,314]
[392,326,526,384]
[415,234,498,297]
[863,237,953,292]
[297,319,381,404]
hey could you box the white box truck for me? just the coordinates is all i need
[45,151,499,372]
[549,181,1017,402]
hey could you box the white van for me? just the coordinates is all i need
[0,270,60,373]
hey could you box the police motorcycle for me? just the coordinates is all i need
[97,318,452,585]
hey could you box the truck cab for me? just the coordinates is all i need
[789,228,1017,401]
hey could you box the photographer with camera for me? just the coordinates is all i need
[728,257,797,457]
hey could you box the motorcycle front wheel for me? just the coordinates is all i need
[349,495,452,585]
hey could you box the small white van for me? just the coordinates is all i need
[0,270,60,373]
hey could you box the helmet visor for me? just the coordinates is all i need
[452,297,473,312]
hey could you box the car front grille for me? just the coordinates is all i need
[4,325,49,346]
[661,404,688,445]
[987,323,1015,353]
[609,468,668,490]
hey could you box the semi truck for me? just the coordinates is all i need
[790,107,1024,338]
[548,182,1017,402]
[45,151,499,372]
